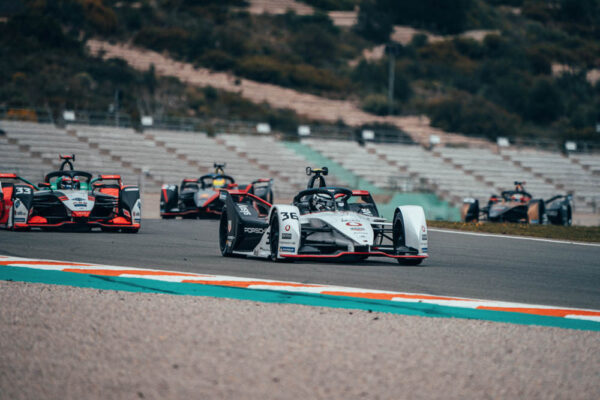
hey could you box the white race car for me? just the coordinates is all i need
[218,168,428,265]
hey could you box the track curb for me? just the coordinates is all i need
[1,255,599,331]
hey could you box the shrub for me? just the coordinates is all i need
[235,56,285,84]
[526,78,564,124]
[361,94,391,115]
[299,0,357,11]
[199,50,236,71]
[427,92,520,139]
[133,27,190,57]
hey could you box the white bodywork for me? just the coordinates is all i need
[241,204,428,260]
[60,190,95,214]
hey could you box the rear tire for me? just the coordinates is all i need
[219,211,233,257]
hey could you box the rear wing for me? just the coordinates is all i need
[545,194,573,205]
[91,174,123,186]
[0,173,38,190]
[219,188,272,208]
[251,178,273,187]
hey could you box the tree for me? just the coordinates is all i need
[526,78,564,124]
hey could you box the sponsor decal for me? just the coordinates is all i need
[361,208,373,216]
[346,221,362,227]
[421,234,428,241]
[350,227,365,231]
[421,225,426,232]
[244,227,264,234]
[124,188,139,192]
[422,247,428,253]
[284,224,291,232]
[74,203,87,208]
[200,194,210,199]
[219,192,227,201]
[238,204,252,216]
[228,220,232,232]
[281,233,292,240]
[279,246,295,253]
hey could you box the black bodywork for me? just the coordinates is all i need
[462,181,573,225]
[161,163,274,219]
[219,189,272,255]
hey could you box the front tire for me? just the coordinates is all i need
[393,212,422,266]
[219,211,233,257]
[269,212,280,261]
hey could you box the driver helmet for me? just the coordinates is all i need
[312,193,334,212]
[60,176,73,190]
[212,178,226,188]
[72,178,80,190]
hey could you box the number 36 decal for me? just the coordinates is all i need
[280,212,298,221]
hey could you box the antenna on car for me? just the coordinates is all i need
[214,162,226,175]
[59,154,75,171]
[514,181,526,192]
[306,166,328,189]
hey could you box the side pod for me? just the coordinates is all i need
[527,199,545,224]
[11,184,34,229]
[269,204,301,258]
[462,198,479,222]
[120,186,142,224]
[160,184,178,214]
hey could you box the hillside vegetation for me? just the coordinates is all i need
[1,0,599,145]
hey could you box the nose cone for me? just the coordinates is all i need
[337,215,373,245]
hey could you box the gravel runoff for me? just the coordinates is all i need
[1,281,599,400]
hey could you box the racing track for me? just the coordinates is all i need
[1,219,599,310]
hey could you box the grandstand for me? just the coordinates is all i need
[1,119,599,219]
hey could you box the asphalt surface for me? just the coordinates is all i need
[1,219,599,309]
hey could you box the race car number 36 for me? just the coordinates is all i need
[281,212,298,221]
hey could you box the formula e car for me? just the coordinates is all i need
[218,167,428,265]
[1,155,141,232]
[160,163,274,219]
[462,181,572,225]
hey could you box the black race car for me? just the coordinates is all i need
[462,181,573,225]
[160,163,274,219]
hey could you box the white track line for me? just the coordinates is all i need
[429,228,600,247]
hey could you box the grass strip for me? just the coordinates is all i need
[428,220,600,243]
